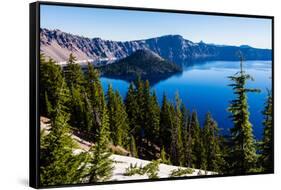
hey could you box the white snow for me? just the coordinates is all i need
[109,154,216,181]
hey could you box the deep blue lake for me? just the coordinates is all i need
[100,60,272,139]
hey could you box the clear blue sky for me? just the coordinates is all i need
[40,5,272,49]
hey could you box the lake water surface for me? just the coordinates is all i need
[100,60,272,139]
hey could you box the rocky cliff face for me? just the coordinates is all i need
[40,28,272,64]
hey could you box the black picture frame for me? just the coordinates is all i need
[30,1,274,189]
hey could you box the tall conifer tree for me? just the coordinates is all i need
[125,83,138,134]
[85,63,106,137]
[135,77,145,148]
[40,80,88,186]
[149,91,161,144]
[63,53,86,130]
[129,135,138,158]
[189,111,203,169]
[159,93,173,155]
[64,53,85,87]
[87,104,113,182]
[169,93,184,166]
[260,90,273,172]
[107,86,129,146]
[181,104,192,167]
[40,54,65,117]
[228,53,260,174]
[203,112,224,172]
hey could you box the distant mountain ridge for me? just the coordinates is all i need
[40,28,272,64]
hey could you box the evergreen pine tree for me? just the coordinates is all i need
[147,90,161,145]
[85,63,106,137]
[39,54,65,117]
[129,135,138,157]
[63,53,86,130]
[135,77,145,151]
[70,85,86,130]
[260,90,273,172]
[40,80,88,186]
[169,93,184,166]
[125,83,138,134]
[181,104,192,167]
[44,91,53,117]
[189,111,203,169]
[159,93,173,155]
[115,91,129,146]
[143,80,151,143]
[143,85,160,155]
[87,104,114,182]
[202,112,224,172]
[82,91,94,132]
[107,85,129,146]
[64,53,85,88]
[227,53,260,174]
[160,146,170,165]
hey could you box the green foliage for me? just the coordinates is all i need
[87,105,114,182]
[125,77,161,159]
[144,87,161,146]
[125,82,139,133]
[189,111,204,169]
[260,90,273,172]
[129,135,138,157]
[124,77,144,155]
[39,52,272,182]
[142,81,161,158]
[107,85,129,146]
[40,55,116,184]
[40,80,88,186]
[143,160,160,179]
[124,163,141,176]
[227,54,260,174]
[159,93,173,156]
[98,49,182,82]
[202,112,225,173]
[135,77,145,148]
[169,168,194,177]
[39,54,67,117]
[181,105,192,168]
[124,160,160,179]
[170,92,184,166]
[160,146,170,165]
[64,53,85,88]
[84,63,106,137]
[63,54,87,130]
[44,91,53,117]
[70,86,86,129]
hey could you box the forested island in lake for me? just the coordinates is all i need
[98,49,183,83]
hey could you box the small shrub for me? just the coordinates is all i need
[169,168,195,177]
[123,160,160,179]
[124,163,141,176]
[142,160,160,179]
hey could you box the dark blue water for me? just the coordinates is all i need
[100,61,272,139]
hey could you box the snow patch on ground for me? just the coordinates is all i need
[109,154,216,181]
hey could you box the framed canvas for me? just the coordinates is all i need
[29,1,274,188]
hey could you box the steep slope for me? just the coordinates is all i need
[98,49,182,82]
[40,116,216,181]
[40,28,272,64]
[110,154,215,181]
